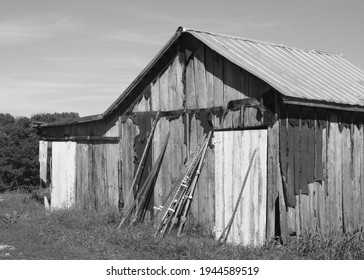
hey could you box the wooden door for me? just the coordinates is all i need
[214,129,267,246]
[51,141,77,209]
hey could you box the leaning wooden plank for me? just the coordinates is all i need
[218,149,258,243]
[153,134,207,226]
[156,134,208,237]
[195,118,210,226]
[189,115,199,222]
[123,113,160,212]
[177,131,212,236]
[130,133,171,225]
[121,133,170,227]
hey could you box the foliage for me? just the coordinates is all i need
[0,112,79,192]
[31,112,80,124]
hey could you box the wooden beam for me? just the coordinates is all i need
[283,98,364,113]
[42,136,119,142]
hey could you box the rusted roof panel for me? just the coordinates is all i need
[184,28,364,107]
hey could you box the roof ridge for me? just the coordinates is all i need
[180,26,344,58]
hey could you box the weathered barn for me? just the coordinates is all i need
[38,27,364,246]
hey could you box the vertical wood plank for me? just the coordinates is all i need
[168,56,178,111]
[213,50,224,107]
[207,143,215,230]
[194,46,208,108]
[176,53,185,110]
[342,125,352,232]
[287,207,296,235]
[106,143,119,211]
[316,118,326,233]
[151,80,160,111]
[352,125,361,231]
[223,131,234,243]
[205,47,214,108]
[361,124,364,230]
[214,132,224,239]
[159,66,169,111]
[39,140,48,187]
[328,113,343,232]
[51,141,76,209]
[185,56,197,109]
[266,120,279,240]
[75,143,89,209]
[120,118,139,209]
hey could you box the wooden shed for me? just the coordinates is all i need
[38,27,364,246]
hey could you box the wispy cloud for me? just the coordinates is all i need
[104,28,169,47]
[0,16,84,44]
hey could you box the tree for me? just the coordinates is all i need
[31,112,80,124]
[0,112,80,192]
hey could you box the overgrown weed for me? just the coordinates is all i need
[1,191,364,259]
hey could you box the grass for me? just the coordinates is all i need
[1,191,364,260]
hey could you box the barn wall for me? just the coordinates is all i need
[277,105,364,239]
[75,142,119,211]
[119,44,272,232]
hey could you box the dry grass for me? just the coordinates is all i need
[1,191,363,260]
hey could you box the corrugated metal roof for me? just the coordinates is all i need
[184,28,364,107]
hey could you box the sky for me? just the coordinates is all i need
[1,0,364,117]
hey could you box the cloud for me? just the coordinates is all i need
[0,16,84,44]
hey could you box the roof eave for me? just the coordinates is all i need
[282,96,364,113]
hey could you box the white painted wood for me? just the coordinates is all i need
[39,140,48,187]
[214,129,267,246]
[51,141,77,209]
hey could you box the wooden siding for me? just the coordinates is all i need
[74,142,119,211]
[214,130,267,246]
[279,107,364,237]
[51,141,77,209]
[39,140,48,187]
[119,117,139,209]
